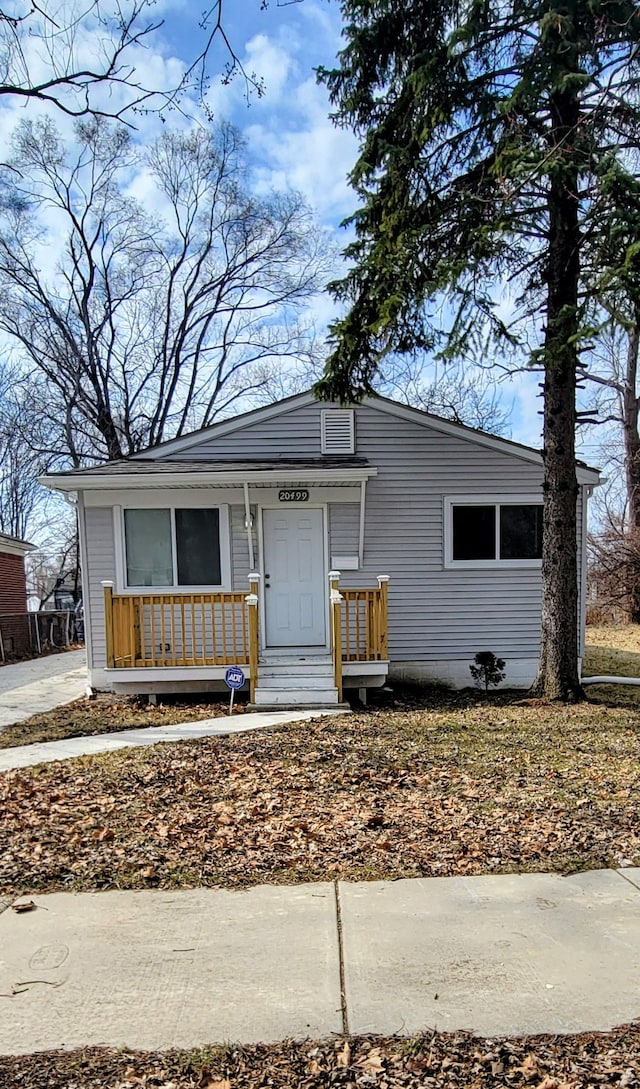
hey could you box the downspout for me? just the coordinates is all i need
[243,481,255,570]
[359,479,367,568]
[76,491,94,682]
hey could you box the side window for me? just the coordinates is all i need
[448,499,543,566]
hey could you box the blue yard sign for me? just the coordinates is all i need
[224,666,245,715]
[225,667,245,690]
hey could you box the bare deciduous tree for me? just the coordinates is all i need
[0,364,49,538]
[0,117,332,465]
[0,0,269,123]
[378,356,512,436]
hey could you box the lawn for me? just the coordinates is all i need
[1,685,638,895]
[1,1026,639,1089]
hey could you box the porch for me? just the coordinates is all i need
[101,573,389,704]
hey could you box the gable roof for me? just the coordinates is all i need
[130,390,600,485]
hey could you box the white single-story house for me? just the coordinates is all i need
[42,392,599,706]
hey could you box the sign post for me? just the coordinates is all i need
[224,666,245,715]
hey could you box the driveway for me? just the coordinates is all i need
[0,650,87,730]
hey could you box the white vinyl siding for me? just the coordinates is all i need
[161,401,329,460]
[231,503,256,585]
[329,503,360,557]
[84,506,116,669]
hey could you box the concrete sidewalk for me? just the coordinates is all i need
[1,868,640,1054]
[0,708,347,771]
[0,650,87,731]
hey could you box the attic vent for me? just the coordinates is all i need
[321,409,355,455]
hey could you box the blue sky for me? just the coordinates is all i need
[0,0,569,456]
[165,0,550,452]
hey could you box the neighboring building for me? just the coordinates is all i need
[0,532,36,657]
[42,393,599,704]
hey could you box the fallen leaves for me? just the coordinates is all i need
[0,701,639,895]
[1,1026,640,1089]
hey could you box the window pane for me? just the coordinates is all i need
[175,508,221,585]
[500,505,543,559]
[124,509,172,586]
[452,505,496,560]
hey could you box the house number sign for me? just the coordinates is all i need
[278,489,309,502]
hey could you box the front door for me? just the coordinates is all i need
[262,507,326,648]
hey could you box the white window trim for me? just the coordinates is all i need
[444,494,543,570]
[113,503,231,592]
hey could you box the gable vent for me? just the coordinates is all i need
[321,409,355,454]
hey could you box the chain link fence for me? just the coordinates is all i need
[0,609,84,662]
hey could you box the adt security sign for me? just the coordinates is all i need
[225,666,245,690]
[224,666,245,715]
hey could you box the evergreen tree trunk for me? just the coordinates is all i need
[531,74,583,701]
[622,323,640,621]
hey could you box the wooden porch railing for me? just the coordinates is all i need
[329,573,390,700]
[103,582,259,689]
[341,577,389,662]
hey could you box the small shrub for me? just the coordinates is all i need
[470,651,506,693]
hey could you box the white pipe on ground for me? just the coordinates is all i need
[582,675,640,686]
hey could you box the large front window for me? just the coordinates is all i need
[446,498,543,567]
[124,507,222,587]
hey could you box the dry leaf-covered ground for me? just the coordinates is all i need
[585,624,640,657]
[1,697,638,894]
[1,1027,639,1088]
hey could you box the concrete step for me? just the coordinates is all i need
[258,662,333,678]
[259,655,332,665]
[257,673,335,690]
[253,687,339,706]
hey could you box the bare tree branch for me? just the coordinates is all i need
[0,116,334,464]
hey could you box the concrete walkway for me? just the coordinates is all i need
[0,868,639,1054]
[0,708,347,771]
[0,650,87,730]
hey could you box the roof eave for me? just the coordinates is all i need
[0,535,37,555]
[40,466,377,492]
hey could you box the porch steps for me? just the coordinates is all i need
[251,656,346,710]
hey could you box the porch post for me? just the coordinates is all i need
[377,575,390,659]
[247,573,260,702]
[329,570,343,703]
[102,580,115,668]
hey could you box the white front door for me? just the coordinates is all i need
[263,507,326,647]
